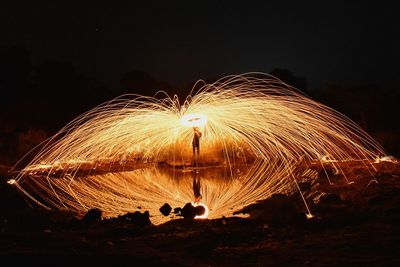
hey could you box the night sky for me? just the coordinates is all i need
[1,1,399,91]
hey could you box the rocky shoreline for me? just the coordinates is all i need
[1,161,399,266]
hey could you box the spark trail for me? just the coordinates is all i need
[11,73,386,224]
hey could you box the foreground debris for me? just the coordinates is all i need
[0,163,399,266]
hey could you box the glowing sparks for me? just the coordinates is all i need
[306,213,314,219]
[374,155,397,163]
[7,179,16,185]
[181,113,208,128]
[11,72,387,224]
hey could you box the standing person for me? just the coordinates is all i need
[192,126,202,157]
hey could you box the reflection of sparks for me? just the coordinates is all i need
[374,155,397,163]
[12,73,386,223]
[192,202,209,219]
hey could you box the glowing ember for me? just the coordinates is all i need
[11,72,387,224]
[192,202,209,219]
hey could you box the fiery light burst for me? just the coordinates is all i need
[181,113,208,128]
[12,73,386,224]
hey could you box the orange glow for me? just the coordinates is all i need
[192,202,209,219]
[11,72,387,224]
[181,113,208,127]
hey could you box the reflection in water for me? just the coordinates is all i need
[12,73,387,224]
[192,171,202,203]
[23,160,296,225]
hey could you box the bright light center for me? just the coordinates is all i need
[181,113,208,127]
[192,202,209,219]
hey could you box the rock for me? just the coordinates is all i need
[194,205,206,217]
[159,203,172,216]
[181,203,196,219]
[81,208,102,224]
[120,211,151,226]
[234,194,306,226]
[180,203,205,220]
[173,207,182,214]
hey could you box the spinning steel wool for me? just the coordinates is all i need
[11,73,385,224]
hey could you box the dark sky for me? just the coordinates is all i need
[1,1,399,90]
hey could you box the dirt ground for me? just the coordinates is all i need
[1,161,400,266]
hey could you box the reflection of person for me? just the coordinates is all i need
[192,174,202,203]
[192,126,202,156]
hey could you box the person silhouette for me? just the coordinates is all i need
[192,126,202,157]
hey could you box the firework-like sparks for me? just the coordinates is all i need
[11,73,386,224]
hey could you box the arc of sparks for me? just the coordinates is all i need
[10,72,386,224]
